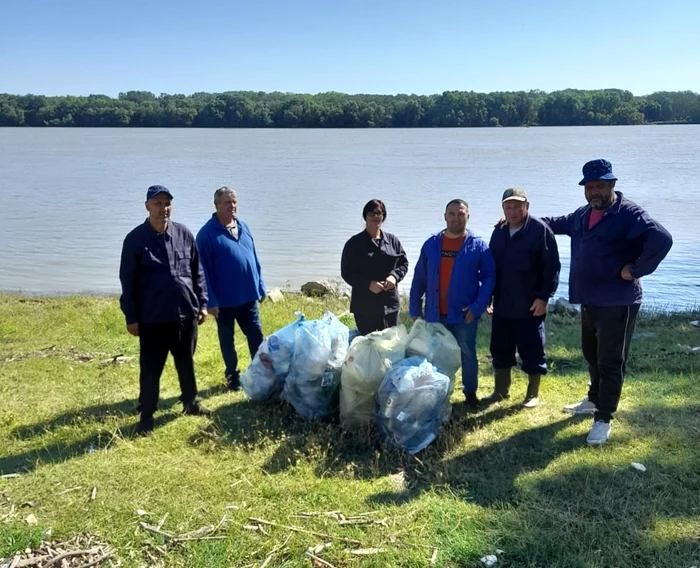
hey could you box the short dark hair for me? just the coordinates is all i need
[445,199,469,212]
[362,199,387,221]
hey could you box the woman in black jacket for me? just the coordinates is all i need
[341,199,409,335]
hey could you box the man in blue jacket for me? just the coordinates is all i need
[409,199,496,409]
[542,159,672,445]
[484,188,560,409]
[196,187,267,391]
[119,185,210,435]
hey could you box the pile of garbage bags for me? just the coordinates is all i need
[241,314,460,454]
[241,311,349,419]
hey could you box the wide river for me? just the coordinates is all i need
[1,126,698,310]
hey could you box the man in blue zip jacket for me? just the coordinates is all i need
[542,159,672,445]
[196,187,266,391]
[410,199,496,409]
[119,185,210,435]
[483,187,560,409]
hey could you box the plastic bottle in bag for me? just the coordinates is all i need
[240,313,305,401]
[376,357,451,454]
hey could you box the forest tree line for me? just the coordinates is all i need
[1,89,699,128]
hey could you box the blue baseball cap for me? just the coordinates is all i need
[146,185,174,200]
[579,159,618,186]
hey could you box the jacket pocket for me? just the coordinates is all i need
[175,251,192,274]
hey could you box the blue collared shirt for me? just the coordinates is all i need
[196,214,266,309]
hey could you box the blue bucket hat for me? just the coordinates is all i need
[146,185,174,200]
[579,159,618,186]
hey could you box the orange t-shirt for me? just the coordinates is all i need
[440,234,466,315]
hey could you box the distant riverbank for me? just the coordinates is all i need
[2,88,699,128]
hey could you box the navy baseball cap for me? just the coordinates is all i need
[579,159,618,185]
[146,185,173,200]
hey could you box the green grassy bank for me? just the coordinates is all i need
[1,294,699,567]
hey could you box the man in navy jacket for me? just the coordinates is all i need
[409,199,496,409]
[542,159,672,445]
[196,187,266,391]
[119,185,210,435]
[484,188,560,409]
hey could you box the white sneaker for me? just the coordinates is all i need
[522,396,539,409]
[562,396,597,415]
[587,420,611,445]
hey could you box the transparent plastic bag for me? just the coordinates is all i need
[282,312,349,419]
[240,313,305,401]
[376,357,451,454]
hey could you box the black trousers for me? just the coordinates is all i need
[581,304,640,422]
[354,310,399,336]
[490,315,548,375]
[138,319,199,416]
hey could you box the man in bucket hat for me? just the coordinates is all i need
[542,160,672,445]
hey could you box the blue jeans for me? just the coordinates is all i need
[442,316,479,396]
[216,302,264,379]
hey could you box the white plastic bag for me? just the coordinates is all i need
[340,325,408,427]
[406,319,461,379]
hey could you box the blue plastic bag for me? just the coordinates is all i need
[376,357,451,454]
[282,312,349,419]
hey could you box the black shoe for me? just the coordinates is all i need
[481,392,510,407]
[465,393,482,411]
[226,374,241,392]
[183,401,211,416]
[137,414,154,436]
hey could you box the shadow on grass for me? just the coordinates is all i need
[194,396,532,489]
[368,414,582,509]
[483,431,700,567]
[1,386,223,475]
[8,385,224,441]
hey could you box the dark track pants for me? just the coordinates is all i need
[581,304,640,422]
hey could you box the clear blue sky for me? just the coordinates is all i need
[1,0,698,97]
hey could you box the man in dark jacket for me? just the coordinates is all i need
[542,160,672,445]
[483,188,560,409]
[119,185,210,435]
